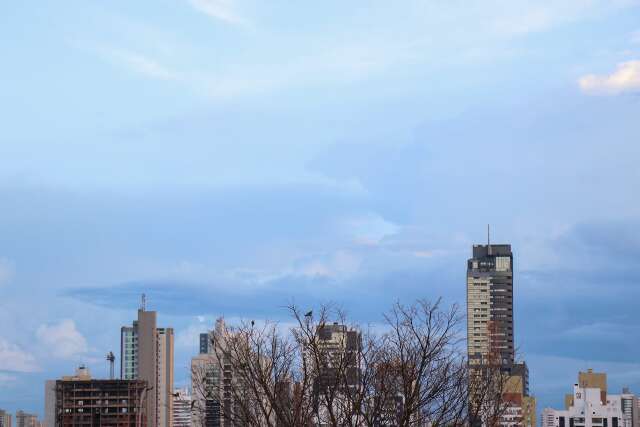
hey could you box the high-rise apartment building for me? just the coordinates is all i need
[466,237,535,427]
[311,322,362,426]
[15,411,39,427]
[121,302,174,427]
[0,409,12,427]
[467,243,514,365]
[192,318,226,427]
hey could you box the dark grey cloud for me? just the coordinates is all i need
[516,219,640,363]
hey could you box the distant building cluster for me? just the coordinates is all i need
[0,409,43,427]
[543,369,640,427]
[4,234,635,426]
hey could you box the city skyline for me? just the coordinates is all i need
[2,0,640,421]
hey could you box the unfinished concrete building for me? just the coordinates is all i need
[54,367,148,427]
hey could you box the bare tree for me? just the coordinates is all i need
[188,299,510,427]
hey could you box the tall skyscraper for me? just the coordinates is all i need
[121,300,174,427]
[466,234,535,427]
[466,242,514,365]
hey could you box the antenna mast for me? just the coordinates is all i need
[141,293,146,311]
[106,352,115,380]
[487,224,491,255]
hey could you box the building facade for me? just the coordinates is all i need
[466,240,535,427]
[191,318,226,427]
[53,367,148,427]
[467,243,514,365]
[546,370,639,427]
[172,388,192,427]
[0,409,12,427]
[15,411,39,427]
[121,306,174,427]
[44,380,56,427]
[311,322,362,426]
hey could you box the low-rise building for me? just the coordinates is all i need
[499,374,536,427]
[172,388,192,427]
[15,411,39,427]
[542,370,637,427]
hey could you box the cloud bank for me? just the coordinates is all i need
[579,60,640,95]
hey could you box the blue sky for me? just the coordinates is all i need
[2,0,640,417]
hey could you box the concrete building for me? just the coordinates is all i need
[0,409,12,427]
[191,318,226,427]
[44,380,56,427]
[311,322,362,426]
[192,317,273,426]
[543,370,638,427]
[620,389,640,427]
[466,237,535,427]
[467,242,514,365]
[121,302,174,427]
[172,388,192,427]
[15,411,39,427]
[52,366,148,426]
[501,375,536,427]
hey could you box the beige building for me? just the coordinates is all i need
[544,370,640,427]
[467,243,515,366]
[565,369,608,410]
[172,388,191,427]
[501,375,537,427]
[15,411,39,427]
[0,409,12,427]
[466,240,535,427]
[121,305,174,427]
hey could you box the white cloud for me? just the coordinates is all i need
[188,0,247,26]
[0,339,39,372]
[0,258,14,286]
[344,214,399,246]
[579,60,640,95]
[295,250,362,279]
[36,320,88,360]
[106,48,179,81]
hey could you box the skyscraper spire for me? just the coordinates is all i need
[487,224,491,255]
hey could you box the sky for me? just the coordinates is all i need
[1,0,640,418]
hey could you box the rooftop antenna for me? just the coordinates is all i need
[106,352,115,379]
[141,293,146,311]
[487,224,491,255]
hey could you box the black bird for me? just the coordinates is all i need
[304,310,313,317]
[251,320,255,327]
